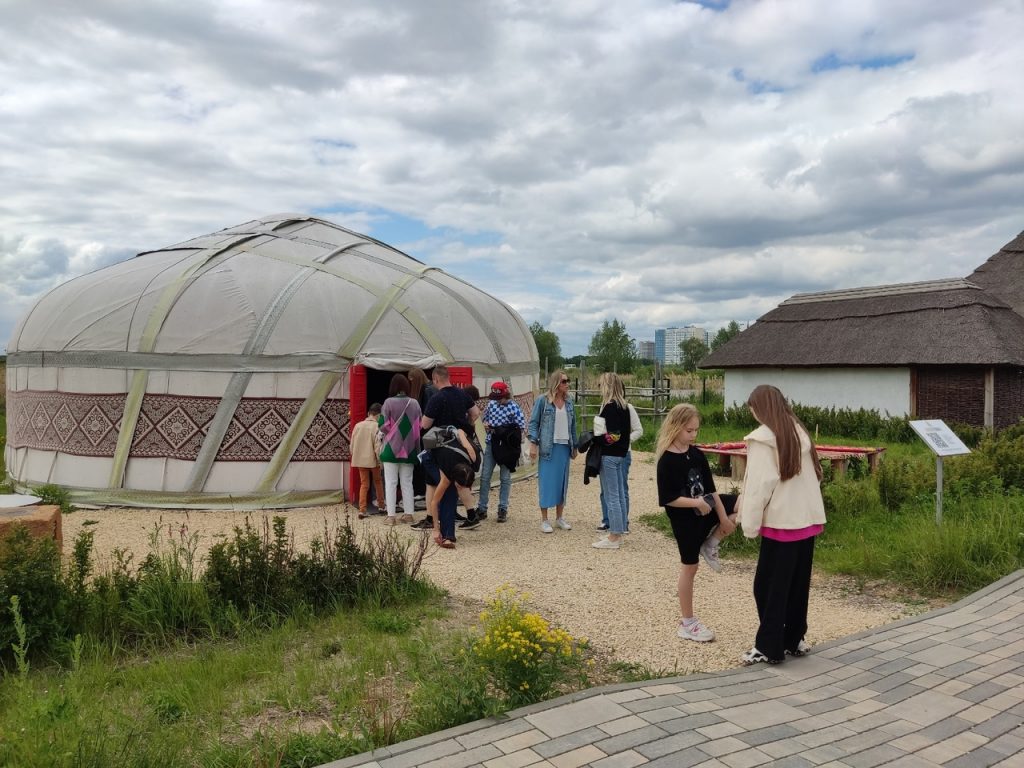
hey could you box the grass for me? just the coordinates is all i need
[640,472,1024,598]
[3,390,1021,763]
[0,596,453,767]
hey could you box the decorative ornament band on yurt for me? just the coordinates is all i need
[4,214,540,509]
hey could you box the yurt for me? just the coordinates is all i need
[4,214,539,508]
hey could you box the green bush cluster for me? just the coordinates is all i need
[0,516,429,668]
[714,403,913,442]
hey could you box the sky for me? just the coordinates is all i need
[2,0,1023,357]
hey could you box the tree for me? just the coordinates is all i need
[529,322,562,373]
[710,320,743,351]
[588,318,637,373]
[680,336,710,372]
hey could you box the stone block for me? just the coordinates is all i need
[0,505,62,552]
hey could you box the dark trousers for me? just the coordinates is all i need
[421,449,458,542]
[753,535,815,661]
[438,484,458,541]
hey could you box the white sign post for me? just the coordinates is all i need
[909,420,971,524]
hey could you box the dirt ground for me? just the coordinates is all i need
[62,452,935,674]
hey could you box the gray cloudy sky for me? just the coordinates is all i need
[2,0,1023,356]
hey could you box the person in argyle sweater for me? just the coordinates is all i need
[378,373,422,524]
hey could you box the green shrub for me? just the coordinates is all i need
[876,455,935,509]
[204,516,298,617]
[290,520,372,612]
[0,525,67,663]
[822,477,885,519]
[34,484,74,515]
[973,431,1024,491]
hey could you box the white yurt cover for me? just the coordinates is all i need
[4,214,539,508]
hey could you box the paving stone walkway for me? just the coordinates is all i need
[321,571,1024,768]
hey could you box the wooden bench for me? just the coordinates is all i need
[698,442,886,481]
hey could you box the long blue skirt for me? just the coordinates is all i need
[538,442,571,509]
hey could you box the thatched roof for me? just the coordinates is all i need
[967,231,1024,317]
[701,231,1024,369]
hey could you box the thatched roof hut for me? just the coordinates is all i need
[701,231,1024,429]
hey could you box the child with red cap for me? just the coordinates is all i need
[476,380,526,523]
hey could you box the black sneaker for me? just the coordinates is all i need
[411,516,434,530]
[596,522,609,531]
[469,508,485,520]
[454,511,467,522]
[497,509,508,522]
[458,517,481,530]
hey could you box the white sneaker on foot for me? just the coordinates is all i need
[741,646,779,665]
[678,618,715,642]
[787,639,812,657]
[555,518,572,530]
[592,537,620,549]
[700,537,723,573]
[540,521,554,533]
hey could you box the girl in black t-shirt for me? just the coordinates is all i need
[656,404,737,643]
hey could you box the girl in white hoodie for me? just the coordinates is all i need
[738,385,826,665]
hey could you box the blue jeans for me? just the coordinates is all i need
[599,454,627,535]
[601,450,631,530]
[478,442,511,514]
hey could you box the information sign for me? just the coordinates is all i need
[909,420,971,457]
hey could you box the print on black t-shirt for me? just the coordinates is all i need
[686,467,705,498]
[656,446,717,510]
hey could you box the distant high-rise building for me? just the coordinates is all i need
[655,325,706,364]
[638,340,656,360]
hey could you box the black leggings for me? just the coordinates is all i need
[753,535,815,662]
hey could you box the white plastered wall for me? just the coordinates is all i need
[724,367,912,416]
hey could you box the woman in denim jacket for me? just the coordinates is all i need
[528,369,578,534]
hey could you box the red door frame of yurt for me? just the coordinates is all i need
[348,364,473,504]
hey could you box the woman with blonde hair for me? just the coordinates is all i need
[656,403,736,641]
[591,372,631,549]
[527,369,577,533]
[738,384,825,665]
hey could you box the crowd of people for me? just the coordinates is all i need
[353,369,825,666]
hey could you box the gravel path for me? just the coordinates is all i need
[63,452,924,673]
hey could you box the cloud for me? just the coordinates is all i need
[1,0,1023,356]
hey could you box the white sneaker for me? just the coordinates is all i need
[592,537,620,549]
[787,639,812,657]
[540,521,554,534]
[555,518,572,530]
[700,537,723,573]
[678,618,715,642]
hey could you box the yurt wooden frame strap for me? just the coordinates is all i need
[256,266,443,493]
[108,236,258,489]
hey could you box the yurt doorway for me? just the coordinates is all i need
[347,364,474,503]
[347,365,397,503]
